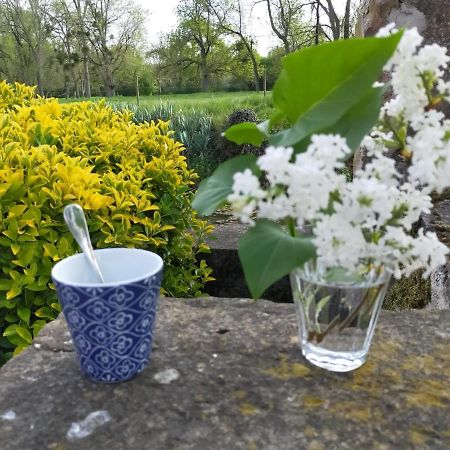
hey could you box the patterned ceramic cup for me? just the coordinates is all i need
[51,248,163,383]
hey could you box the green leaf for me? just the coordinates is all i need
[314,86,385,151]
[271,33,402,147]
[32,320,47,337]
[224,122,267,146]
[6,283,22,300]
[17,307,31,325]
[8,204,27,218]
[15,326,32,344]
[192,155,260,216]
[0,279,12,291]
[283,86,385,152]
[4,334,28,347]
[43,243,58,259]
[13,345,28,356]
[238,220,316,299]
[34,307,55,320]
[50,302,61,313]
[3,324,18,337]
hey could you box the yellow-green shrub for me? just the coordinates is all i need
[0,81,213,361]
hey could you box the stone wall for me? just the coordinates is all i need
[0,299,449,449]
[355,0,450,309]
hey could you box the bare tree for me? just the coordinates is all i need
[1,0,53,95]
[316,0,353,41]
[72,0,91,96]
[208,0,260,91]
[84,0,144,96]
[48,0,80,97]
[263,0,315,54]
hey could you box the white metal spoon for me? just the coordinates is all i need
[63,204,105,283]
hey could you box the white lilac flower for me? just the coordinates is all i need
[378,227,448,278]
[407,123,450,193]
[288,139,347,224]
[313,213,368,271]
[227,24,450,282]
[407,230,449,278]
[231,168,263,197]
[409,110,445,132]
[437,79,450,100]
[379,26,423,71]
[258,194,293,221]
[415,44,449,76]
[395,183,432,229]
[227,197,257,225]
[307,134,351,168]
[228,169,265,225]
[390,60,428,120]
[257,146,293,185]
[375,23,397,38]
[361,135,388,157]
[357,153,400,187]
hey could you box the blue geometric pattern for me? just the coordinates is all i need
[53,270,163,383]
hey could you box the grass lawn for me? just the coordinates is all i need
[59,91,273,126]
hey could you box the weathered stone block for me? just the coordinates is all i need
[0,299,449,449]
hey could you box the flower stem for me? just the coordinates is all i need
[287,218,296,237]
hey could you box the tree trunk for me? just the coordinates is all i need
[83,57,91,97]
[343,0,351,39]
[36,64,44,96]
[70,66,79,97]
[249,51,260,92]
[315,1,320,44]
[200,53,209,91]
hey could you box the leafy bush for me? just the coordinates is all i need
[112,103,219,179]
[216,109,263,162]
[0,81,213,363]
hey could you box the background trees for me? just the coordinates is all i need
[0,0,360,96]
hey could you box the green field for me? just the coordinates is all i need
[60,91,273,126]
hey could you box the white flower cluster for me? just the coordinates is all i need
[375,24,450,194]
[227,26,450,279]
[228,138,447,278]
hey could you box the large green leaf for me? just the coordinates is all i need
[223,122,267,146]
[238,220,316,299]
[192,154,260,216]
[273,33,401,125]
[271,86,385,152]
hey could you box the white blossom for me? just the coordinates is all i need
[257,146,293,185]
[226,26,450,281]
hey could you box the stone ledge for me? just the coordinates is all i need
[0,298,449,450]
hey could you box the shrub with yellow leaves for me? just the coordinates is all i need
[0,81,214,362]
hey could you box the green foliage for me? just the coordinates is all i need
[0,80,214,360]
[238,220,316,299]
[99,91,273,129]
[192,155,260,215]
[193,34,402,298]
[111,103,218,179]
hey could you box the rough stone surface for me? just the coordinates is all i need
[0,298,449,450]
[358,0,450,48]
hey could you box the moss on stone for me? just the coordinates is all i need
[239,402,261,416]
[383,270,431,310]
[262,354,312,379]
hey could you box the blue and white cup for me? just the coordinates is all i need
[51,248,163,383]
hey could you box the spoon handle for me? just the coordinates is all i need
[63,204,105,283]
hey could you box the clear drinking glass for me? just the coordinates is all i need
[290,260,391,372]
